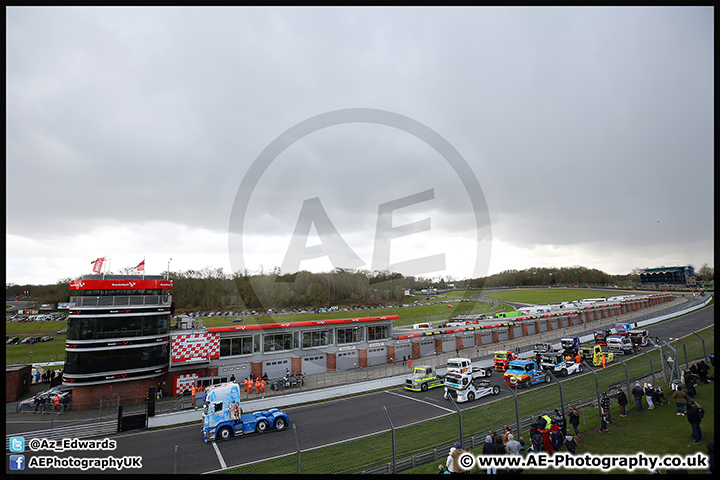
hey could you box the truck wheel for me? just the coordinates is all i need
[218,426,233,441]
[256,419,269,433]
[421,383,428,392]
[492,386,500,395]
[274,417,287,431]
[467,392,475,402]
[544,374,550,383]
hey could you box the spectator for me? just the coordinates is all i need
[502,426,513,444]
[684,370,698,398]
[644,383,655,409]
[445,442,460,474]
[600,392,612,422]
[481,436,498,475]
[697,361,710,384]
[617,388,629,417]
[631,382,644,411]
[686,400,704,444]
[505,434,521,455]
[599,410,610,433]
[438,464,449,474]
[567,405,581,437]
[518,436,526,456]
[529,423,543,454]
[550,423,564,452]
[450,445,465,474]
[564,434,578,454]
[673,385,690,416]
[554,408,567,436]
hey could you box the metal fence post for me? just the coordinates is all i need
[506,384,521,439]
[546,370,564,418]
[643,351,657,387]
[447,395,463,447]
[292,423,301,474]
[662,341,681,384]
[585,361,603,418]
[382,406,396,474]
[174,445,178,475]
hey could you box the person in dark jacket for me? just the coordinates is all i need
[553,408,567,436]
[684,370,698,397]
[697,361,710,384]
[529,423,543,454]
[686,400,703,444]
[617,388,629,417]
[600,392,612,421]
[550,425,564,452]
[567,405,581,436]
[482,435,498,474]
[631,382,644,411]
[564,434,577,454]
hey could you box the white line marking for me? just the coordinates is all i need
[212,441,227,469]
[385,390,456,413]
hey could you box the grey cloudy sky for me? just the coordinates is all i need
[6,6,714,286]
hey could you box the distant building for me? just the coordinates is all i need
[639,266,696,287]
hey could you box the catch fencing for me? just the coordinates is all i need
[7,325,711,475]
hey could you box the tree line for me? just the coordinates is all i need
[6,264,713,313]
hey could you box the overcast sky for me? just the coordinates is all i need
[6,6,714,286]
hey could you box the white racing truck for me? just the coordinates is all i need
[443,369,501,403]
[538,352,584,377]
[446,357,493,378]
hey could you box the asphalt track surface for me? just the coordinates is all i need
[6,302,713,475]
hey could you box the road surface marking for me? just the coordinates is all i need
[385,390,456,413]
[212,441,227,469]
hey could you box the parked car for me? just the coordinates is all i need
[6,336,20,345]
[40,335,54,342]
[21,336,41,344]
[57,328,68,335]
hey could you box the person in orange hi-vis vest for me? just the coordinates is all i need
[248,378,254,394]
[53,394,60,411]
[408,358,413,369]
[259,379,265,393]
[601,355,607,369]
[244,378,249,391]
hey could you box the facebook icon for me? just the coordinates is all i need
[10,454,25,471]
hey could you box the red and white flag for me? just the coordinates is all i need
[91,257,105,274]
[135,260,145,272]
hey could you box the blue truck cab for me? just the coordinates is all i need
[202,382,289,442]
[503,359,550,388]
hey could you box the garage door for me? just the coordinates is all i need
[301,354,327,375]
[366,346,386,366]
[336,349,359,371]
[263,357,293,379]
[442,337,455,353]
[218,362,251,382]
[462,334,474,349]
[497,329,510,341]
[419,339,435,357]
[394,343,411,364]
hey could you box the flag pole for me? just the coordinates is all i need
[143,257,146,280]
